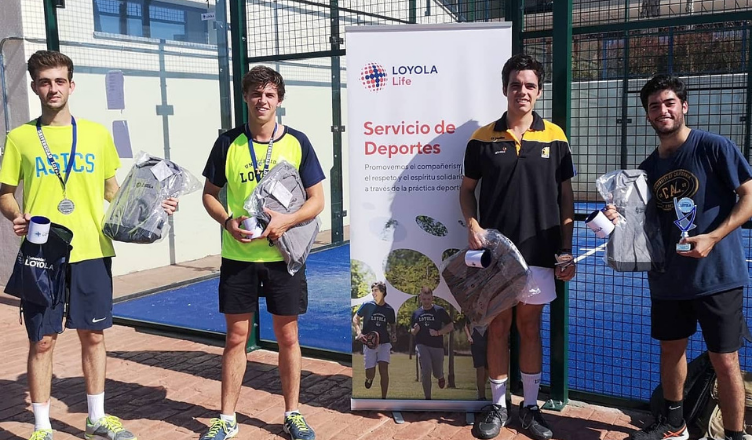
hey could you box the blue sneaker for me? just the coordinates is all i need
[283,413,315,440]
[85,415,136,440]
[28,429,53,440]
[199,418,238,440]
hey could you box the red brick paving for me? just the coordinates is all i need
[0,291,648,440]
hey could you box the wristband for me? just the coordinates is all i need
[223,215,233,230]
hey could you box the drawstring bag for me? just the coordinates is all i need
[4,223,73,308]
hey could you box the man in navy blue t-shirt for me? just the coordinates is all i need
[410,287,453,400]
[353,281,396,399]
[606,74,752,440]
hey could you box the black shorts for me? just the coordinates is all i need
[23,258,113,342]
[218,258,308,316]
[470,328,488,369]
[651,287,751,353]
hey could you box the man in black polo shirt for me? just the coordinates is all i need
[460,54,576,440]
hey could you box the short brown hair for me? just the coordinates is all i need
[28,50,74,81]
[242,65,285,100]
[371,281,387,296]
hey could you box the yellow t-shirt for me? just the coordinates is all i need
[202,125,325,262]
[0,118,121,263]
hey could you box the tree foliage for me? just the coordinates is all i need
[384,249,439,295]
[351,259,376,299]
[416,215,448,237]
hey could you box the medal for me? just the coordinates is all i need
[36,117,77,214]
[58,198,75,215]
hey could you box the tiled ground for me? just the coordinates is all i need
[0,231,652,440]
[0,290,650,440]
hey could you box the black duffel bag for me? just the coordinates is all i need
[4,223,73,308]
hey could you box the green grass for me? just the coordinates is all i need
[352,352,491,400]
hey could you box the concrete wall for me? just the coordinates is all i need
[0,0,29,287]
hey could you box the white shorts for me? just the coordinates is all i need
[363,342,391,369]
[520,266,556,305]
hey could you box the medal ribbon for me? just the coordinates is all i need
[36,116,77,196]
[245,123,277,182]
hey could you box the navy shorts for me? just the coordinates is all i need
[23,258,113,342]
[651,287,751,353]
[470,328,488,368]
[218,258,308,316]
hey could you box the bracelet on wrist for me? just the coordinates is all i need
[223,215,233,230]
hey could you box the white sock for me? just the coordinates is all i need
[87,393,105,424]
[284,409,301,418]
[521,372,542,407]
[489,377,507,408]
[32,401,52,431]
[220,413,235,425]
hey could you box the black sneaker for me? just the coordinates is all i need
[519,403,553,440]
[630,414,688,440]
[472,404,508,439]
[364,378,373,389]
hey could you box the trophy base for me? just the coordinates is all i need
[676,243,692,252]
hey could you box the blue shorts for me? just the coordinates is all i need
[23,258,113,342]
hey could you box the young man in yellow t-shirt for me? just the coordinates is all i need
[200,66,325,440]
[0,50,178,440]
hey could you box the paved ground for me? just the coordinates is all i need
[0,228,652,440]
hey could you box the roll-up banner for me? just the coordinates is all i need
[347,23,512,411]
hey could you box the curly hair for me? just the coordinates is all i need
[639,74,688,111]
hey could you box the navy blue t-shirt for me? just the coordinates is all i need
[356,301,395,343]
[410,305,451,348]
[640,129,752,299]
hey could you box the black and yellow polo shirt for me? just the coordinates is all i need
[463,111,575,268]
[203,124,325,263]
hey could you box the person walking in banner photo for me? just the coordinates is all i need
[352,281,397,399]
[0,50,179,440]
[464,320,488,401]
[459,53,576,440]
[201,65,325,440]
[410,286,453,400]
[604,74,752,440]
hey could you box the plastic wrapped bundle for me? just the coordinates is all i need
[440,229,537,330]
[596,169,664,272]
[103,151,201,243]
[244,160,320,276]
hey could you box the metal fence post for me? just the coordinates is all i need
[43,0,60,51]
[216,0,233,133]
[545,0,572,411]
[506,0,523,55]
[230,0,248,128]
[330,0,345,244]
[229,0,258,351]
[745,24,752,161]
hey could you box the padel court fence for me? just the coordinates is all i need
[26,0,752,409]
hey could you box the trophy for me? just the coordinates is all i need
[673,197,697,252]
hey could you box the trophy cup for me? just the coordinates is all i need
[673,197,697,252]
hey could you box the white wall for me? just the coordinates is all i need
[0,0,29,286]
[2,0,461,277]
